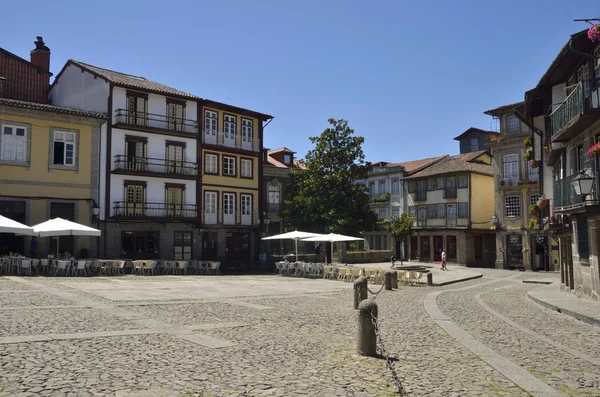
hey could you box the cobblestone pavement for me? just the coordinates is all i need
[0,270,593,396]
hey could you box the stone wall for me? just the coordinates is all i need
[343,250,394,264]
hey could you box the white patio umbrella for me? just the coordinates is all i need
[301,233,364,264]
[262,230,323,262]
[0,215,34,235]
[30,218,101,256]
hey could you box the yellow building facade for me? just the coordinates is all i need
[0,99,106,257]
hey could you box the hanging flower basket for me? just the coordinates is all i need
[523,137,532,148]
[524,151,532,161]
[588,142,600,156]
[529,159,538,169]
[537,195,549,209]
[589,24,600,42]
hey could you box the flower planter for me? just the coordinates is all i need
[589,24,600,42]
[537,197,549,209]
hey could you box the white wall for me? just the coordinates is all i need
[110,175,196,213]
[551,83,567,112]
[99,123,107,221]
[111,128,197,162]
[111,87,198,122]
[365,169,405,218]
[50,64,109,113]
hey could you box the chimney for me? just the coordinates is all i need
[30,36,50,72]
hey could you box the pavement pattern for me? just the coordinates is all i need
[0,269,597,396]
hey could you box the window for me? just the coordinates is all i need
[268,185,280,212]
[506,115,519,133]
[51,130,77,167]
[444,176,457,198]
[241,158,252,178]
[595,47,600,81]
[408,206,416,218]
[391,178,400,195]
[241,194,252,222]
[224,114,236,141]
[378,179,386,195]
[121,231,159,259]
[368,181,376,197]
[165,184,185,217]
[576,145,583,172]
[408,181,416,193]
[223,156,236,176]
[223,193,236,224]
[123,182,146,216]
[417,206,426,225]
[577,216,589,261]
[427,204,435,219]
[436,204,445,218]
[529,193,540,206]
[528,160,539,182]
[166,101,185,131]
[392,206,400,218]
[1,124,28,163]
[378,208,387,220]
[469,137,479,152]
[174,232,192,260]
[428,178,436,191]
[503,154,519,185]
[283,154,292,164]
[126,93,148,126]
[204,153,218,174]
[417,180,428,201]
[458,202,468,218]
[205,110,217,135]
[241,119,253,147]
[505,195,521,218]
[166,142,185,174]
[458,174,468,188]
[436,177,445,190]
[447,204,457,226]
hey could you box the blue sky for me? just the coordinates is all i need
[2,0,600,162]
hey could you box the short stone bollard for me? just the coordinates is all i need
[391,270,398,289]
[427,272,433,286]
[357,298,378,357]
[384,271,393,291]
[353,276,368,310]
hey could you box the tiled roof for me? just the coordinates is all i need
[453,127,499,141]
[0,97,108,119]
[406,151,492,179]
[268,147,295,154]
[389,155,448,174]
[69,60,199,100]
[265,153,306,170]
[484,101,524,116]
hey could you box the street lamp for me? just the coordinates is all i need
[491,215,498,226]
[92,205,101,223]
[572,172,594,199]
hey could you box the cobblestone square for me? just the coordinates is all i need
[0,270,598,396]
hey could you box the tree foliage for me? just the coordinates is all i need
[282,118,377,235]
[383,213,414,241]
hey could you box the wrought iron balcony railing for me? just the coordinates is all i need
[201,210,259,226]
[202,130,260,152]
[113,155,197,176]
[554,173,585,209]
[550,83,584,137]
[113,202,197,218]
[265,202,281,213]
[114,109,197,134]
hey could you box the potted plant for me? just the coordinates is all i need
[589,24,600,42]
[517,180,523,186]
[588,142,600,157]
[528,179,538,184]
[529,203,540,217]
[529,159,538,169]
[537,195,549,209]
[523,137,532,148]
[527,217,539,230]
[524,150,532,161]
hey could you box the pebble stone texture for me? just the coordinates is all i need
[0,269,597,396]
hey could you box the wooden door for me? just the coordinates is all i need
[420,236,430,261]
[447,235,457,261]
[433,236,443,261]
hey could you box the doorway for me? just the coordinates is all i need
[226,232,251,261]
[533,235,549,271]
[447,235,457,261]
[202,232,218,261]
[410,236,418,260]
[474,235,483,266]
[507,234,524,269]
[420,236,430,261]
[433,236,443,261]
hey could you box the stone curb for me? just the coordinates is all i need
[433,273,483,286]
[527,287,600,328]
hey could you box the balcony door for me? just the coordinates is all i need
[204,110,217,145]
[447,204,457,227]
[204,191,217,224]
[268,185,280,213]
[241,119,253,151]
[223,193,236,225]
[125,183,146,216]
[165,185,185,217]
[223,115,236,148]
[125,138,147,171]
[241,194,252,225]
[166,143,184,175]
[126,94,148,126]
[167,102,185,131]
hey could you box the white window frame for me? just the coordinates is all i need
[378,179,386,195]
[241,119,253,143]
[505,195,522,218]
[223,156,236,176]
[378,208,387,220]
[241,194,252,217]
[528,160,539,182]
[506,115,520,133]
[503,154,520,185]
[241,158,252,178]
[391,178,400,195]
[51,129,77,168]
[205,153,218,174]
[224,115,236,137]
[0,123,28,164]
[204,110,217,135]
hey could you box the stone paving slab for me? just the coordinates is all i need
[528,282,600,327]
[358,262,483,285]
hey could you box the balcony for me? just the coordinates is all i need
[202,131,260,152]
[113,156,197,179]
[114,109,197,136]
[550,82,600,142]
[265,202,281,213]
[443,186,457,199]
[415,190,427,202]
[369,193,390,206]
[201,210,259,226]
[113,202,197,219]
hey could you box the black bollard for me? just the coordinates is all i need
[353,276,368,309]
[391,270,398,289]
[427,272,433,286]
[357,299,378,357]
[384,271,393,291]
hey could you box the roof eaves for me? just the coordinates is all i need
[0,98,108,119]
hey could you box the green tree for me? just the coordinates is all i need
[283,118,377,236]
[383,213,414,265]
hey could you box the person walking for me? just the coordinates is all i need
[390,253,397,268]
[315,243,322,262]
[441,249,447,271]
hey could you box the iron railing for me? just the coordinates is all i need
[114,109,197,134]
[201,210,259,226]
[113,202,197,218]
[554,173,584,209]
[201,130,260,152]
[265,202,281,213]
[113,156,197,176]
[550,83,584,136]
